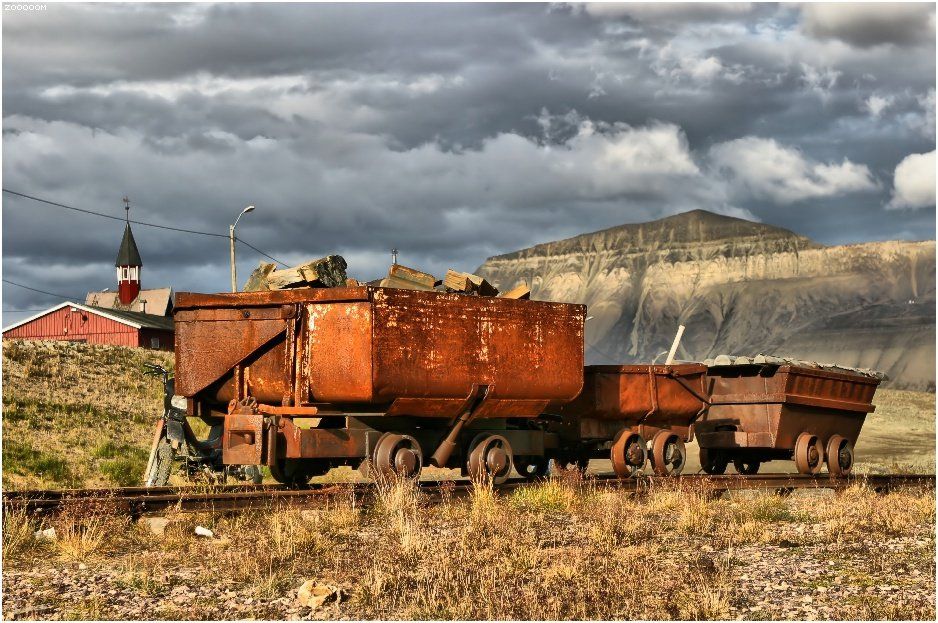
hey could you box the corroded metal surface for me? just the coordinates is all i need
[559,364,709,442]
[175,286,585,416]
[697,364,882,453]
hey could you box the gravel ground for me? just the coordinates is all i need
[3,522,933,620]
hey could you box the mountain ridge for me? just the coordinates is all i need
[475,209,935,390]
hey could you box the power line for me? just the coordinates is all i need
[235,236,287,267]
[3,189,227,238]
[2,279,81,300]
[3,188,289,267]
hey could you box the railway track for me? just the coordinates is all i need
[3,473,933,518]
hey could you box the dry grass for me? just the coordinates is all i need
[3,477,932,620]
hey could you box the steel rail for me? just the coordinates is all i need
[3,474,933,518]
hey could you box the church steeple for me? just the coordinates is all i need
[116,197,142,305]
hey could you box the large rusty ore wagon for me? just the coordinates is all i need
[694,361,881,476]
[173,286,585,484]
[553,364,709,477]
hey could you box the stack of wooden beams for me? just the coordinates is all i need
[243,255,348,292]
[378,264,440,291]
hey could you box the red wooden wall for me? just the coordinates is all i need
[3,306,172,350]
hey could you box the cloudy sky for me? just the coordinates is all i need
[2,2,935,323]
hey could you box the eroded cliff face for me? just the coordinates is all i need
[476,210,936,390]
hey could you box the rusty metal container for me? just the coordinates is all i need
[173,286,585,479]
[695,363,881,476]
[554,364,709,476]
[175,286,585,416]
[559,364,709,440]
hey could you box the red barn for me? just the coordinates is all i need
[3,302,174,350]
[3,201,175,350]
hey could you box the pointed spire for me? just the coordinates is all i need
[115,197,142,267]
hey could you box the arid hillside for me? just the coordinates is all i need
[477,210,936,390]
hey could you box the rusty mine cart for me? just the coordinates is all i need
[694,361,881,476]
[553,364,710,477]
[172,286,585,485]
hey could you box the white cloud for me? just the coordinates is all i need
[800,63,841,101]
[710,137,878,204]
[864,94,894,118]
[887,151,936,210]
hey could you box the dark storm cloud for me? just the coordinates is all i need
[2,2,935,323]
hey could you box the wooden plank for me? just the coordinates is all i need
[388,264,436,288]
[443,269,472,292]
[499,283,530,300]
[378,275,434,291]
[464,273,499,297]
[441,270,498,296]
[265,256,348,290]
[243,262,276,291]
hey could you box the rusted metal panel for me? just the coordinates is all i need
[559,364,708,441]
[369,288,584,414]
[178,287,584,415]
[223,411,265,465]
[698,364,881,451]
[174,287,370,310]
[174,310,288,397]
[305,302,374,403]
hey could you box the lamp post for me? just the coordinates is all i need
[230,205,255,292]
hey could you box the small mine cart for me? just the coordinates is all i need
[695,360,882,476]
[554,364,709,477]
[173,286,585,484]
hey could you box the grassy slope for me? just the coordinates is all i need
[2,339,172,489]
[1,339,935,489]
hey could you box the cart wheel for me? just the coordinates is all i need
[270,459,314,486]
[611,429,647,478]
[374,433,423,481]
[516,456,550,480]
[651,431,686,476]
[467,434,513,485]
[733,458,761,475]
[794,432,824,475]
[699,448,728,475]
[825,435,854,477]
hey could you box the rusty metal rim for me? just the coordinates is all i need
[651,430,686,476]
[826,435,853,477]
[794,432,825,475]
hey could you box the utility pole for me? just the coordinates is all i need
[230,205,256,292]
[391,248,398,265]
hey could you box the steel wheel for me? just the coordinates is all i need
[269,459,313,486]
[610,429,647,478]
[699,448,728,475]
[515,456,550,480]
[733,458,761,475]
[467,434,513,485]
[374,433,423,480]
[651,431,686,476]
[825,435,854,477]
[794,432,824,475]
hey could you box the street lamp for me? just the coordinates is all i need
[230,205,255,292]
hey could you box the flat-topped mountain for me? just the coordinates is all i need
[477,210,935,391]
